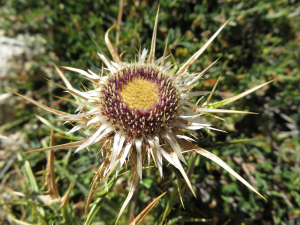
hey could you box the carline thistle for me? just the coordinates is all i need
[8,8,271,223]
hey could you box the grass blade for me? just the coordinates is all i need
[130,192,166,225]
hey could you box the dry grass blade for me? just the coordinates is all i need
[148,6,160,63]
[115,172,140,225]
[160,35,168,66]
[105,24,122,64]
[203,74,222,106]
[177,179,185,209]
[116,0,123,46]
[26,140,85,153]
[130,192,167,225]
[85,161,107,219]
[45,129,60,199]
[59,179,74,209]
[6,88,69,116]
[209,114,227,122]
[54,94,77,104]
[209,80,274,108]
[88,33,115,68]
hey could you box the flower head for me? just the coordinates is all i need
[7,8,271,223]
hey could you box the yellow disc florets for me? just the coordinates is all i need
[100,64,181,138]
[119,78,159,110]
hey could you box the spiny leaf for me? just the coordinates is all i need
[176,20,229,75]
[6,88,69,117]
[195,147,266,200]
[196,108,257,114]
[179,139,266,201]
[170,152,196,198]
[208,80,274,109]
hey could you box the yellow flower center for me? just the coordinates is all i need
[119,78,159,110]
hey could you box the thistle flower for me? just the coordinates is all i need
[7,8,271,223]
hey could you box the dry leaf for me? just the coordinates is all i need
[130,192,166,225]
